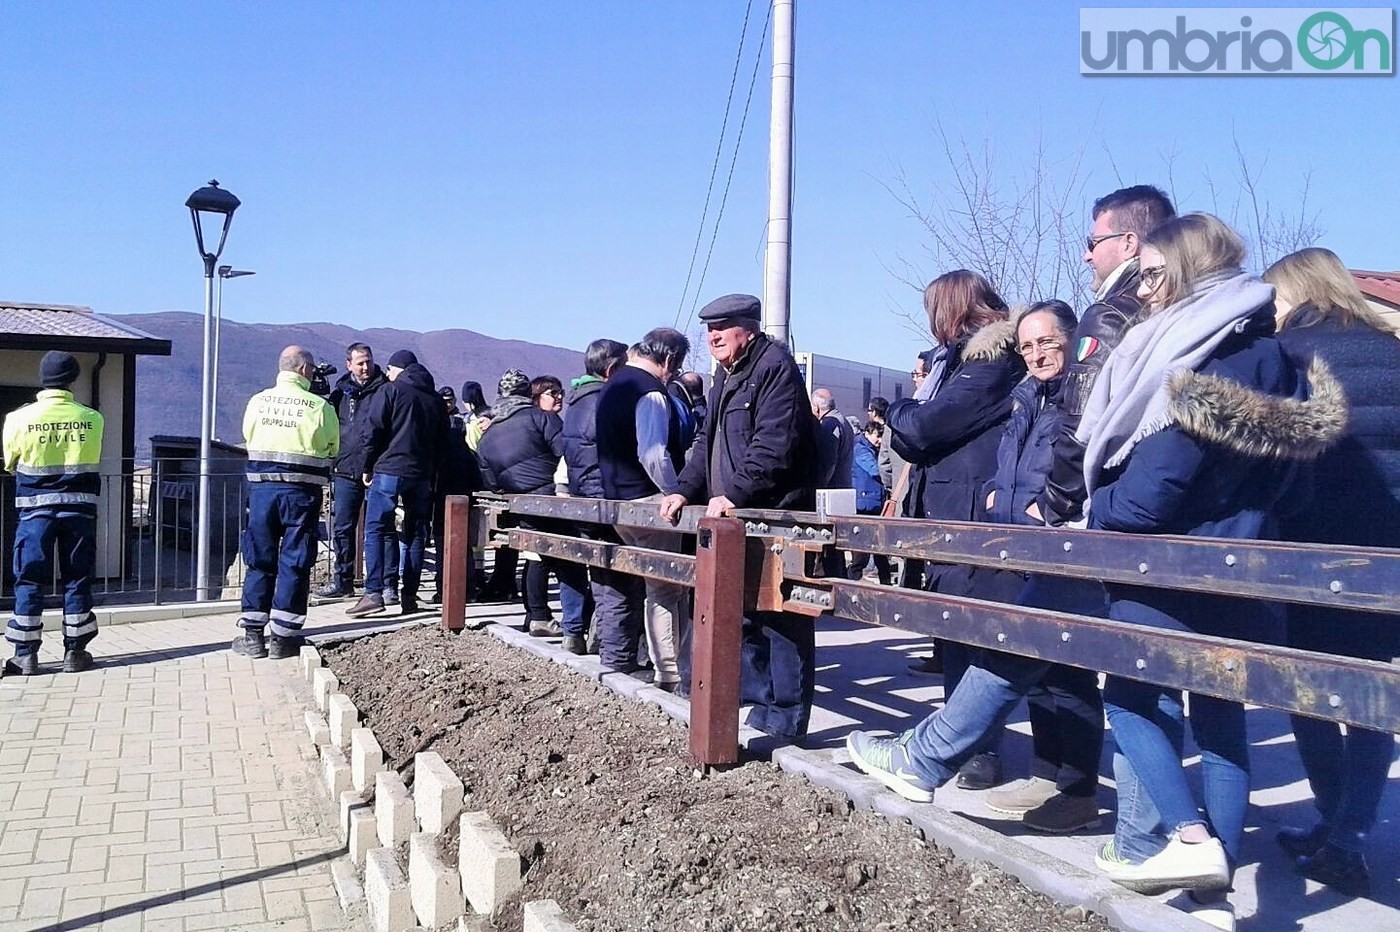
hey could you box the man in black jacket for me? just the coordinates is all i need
[346,350,448,617]
[320,342,391,599]
[661,294,819,738]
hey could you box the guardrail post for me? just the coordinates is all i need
[440,495,472,632]
[690,516,745,767]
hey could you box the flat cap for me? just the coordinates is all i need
[698,293,761,323]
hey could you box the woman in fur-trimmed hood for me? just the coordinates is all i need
[1080,214,1347,913]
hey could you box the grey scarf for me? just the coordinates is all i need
[1077,270,1275,496]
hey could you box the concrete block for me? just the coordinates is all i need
[410,832,464,928]
[365,846,414,932]
[329,855,364,910]
[328,693,360,749]
[458,811,521,915]
[300,644,322,681]
[348,808,378,868]
[313,667,340,712]
[340,789,370,839]
[304,709,331,747]
[351,728,384,793]
[524,899,575,932]
[376,770,416,848]
[414,752,464,833]
[321,746,351,798]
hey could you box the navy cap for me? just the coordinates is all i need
[697,293,761,323]
[387,349,417,369]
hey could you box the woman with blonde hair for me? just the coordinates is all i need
[1265,246,1400,897]
[1081,214,1345,926]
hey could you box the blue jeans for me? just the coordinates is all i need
[241,483,322,638]
[364,475,430,600]
[1112,691,1185,863]
[558,565,595,638]
[1290,714,1396,853]
[742,611,815,738]
[332,476,397,591]
[593,566,644,669]
[7,509,97,655]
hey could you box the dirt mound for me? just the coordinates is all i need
[325,626,1106,931]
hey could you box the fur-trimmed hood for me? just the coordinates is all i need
[1168,357,1348,461]
[962,318,1018,362]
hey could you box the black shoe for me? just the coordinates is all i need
[400,599,420,616]
[231,629,269,659]
[268,635,306,660]
[346,594,386,617]
[314,582,350,599]
[429,591,443,605]
[1297,843,1371,897]
[907,653,943,676]
[956,752,1003,791]
[1277,824,1329,859]
[62,649,94,673]
[3,653,40,677]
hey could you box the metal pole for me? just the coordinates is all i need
[196,261,215,601]
[763,0,795,347]
[212,273,223,442]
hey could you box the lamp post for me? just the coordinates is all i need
[186,180,241,601]
[213,266,256,441]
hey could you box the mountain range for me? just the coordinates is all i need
[121,311,583,457]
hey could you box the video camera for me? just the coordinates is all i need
[309,361,337,398]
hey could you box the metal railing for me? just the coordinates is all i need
[0,458,336,607]
[436,492,1400,768]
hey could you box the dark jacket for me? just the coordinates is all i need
[987,374,1065,526]
[437,412,483,496]
[676,334,818,511]
[1277,309,1400,658]
[1041,267,1143,524]
[359,363,448,482]
[561,376,606,498]
[816,411,855,489]
[887,319,1025,524]
[852,435,883,513]
[1089,308,1347,641]
[477,396,564,496]
[328,366,388,479]
[597,364,684,501]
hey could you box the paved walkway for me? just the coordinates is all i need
[0,600,1394,931]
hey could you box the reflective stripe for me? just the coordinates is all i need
[247,449,332,469]
[63,616,98,638]
[247,473,329,486]
[8,615,41,628]
[5,626,42,642]
[240,612,270,624]
[269,611,306,638]
[13,463,101,476]
[15,492,98,508]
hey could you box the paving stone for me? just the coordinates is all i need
[410,831,463,928]
[350,728,384,793]
[328,693,359,750]
[414,752,464,834]
[524,899,576,932]
[312,667,340,712]
[458,811,521,916]
[376,771,415,848]
[365,845,413,932]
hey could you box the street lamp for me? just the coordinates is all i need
[213,266,256,441]
[186,180,241,602]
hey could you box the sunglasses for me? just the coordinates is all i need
[1140,265,1167,289]
[1086,231,1129,252]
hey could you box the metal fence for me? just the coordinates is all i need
[436,493,1400,768]
[0,459,336,607]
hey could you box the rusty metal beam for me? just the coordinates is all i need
[836,517,1400,615]
[829,580,1400,733]
[691,517,745,767]
[439,495,471,632]
[494,494,706,535]
[505,530,695,586]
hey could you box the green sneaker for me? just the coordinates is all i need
[1095,839,1132,873]
[845,730,937,803]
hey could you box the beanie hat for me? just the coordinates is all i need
[497,368,530,398]
[387,349,418,369]
[40,351,80,388]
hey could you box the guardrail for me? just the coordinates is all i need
[437,493,1400,768]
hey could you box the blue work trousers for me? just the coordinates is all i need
[241,483,322,637]
[742,611,816,738]
[364,474,430,601]
[7,508,97,655]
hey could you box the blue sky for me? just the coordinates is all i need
[2,1,1395,370]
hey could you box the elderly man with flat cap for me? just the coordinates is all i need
[660,294,820,738]
[2,352,105,675]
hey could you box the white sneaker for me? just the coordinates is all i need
[1168,891,1236,932]
[1103,832,1229,896]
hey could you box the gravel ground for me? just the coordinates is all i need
[325,625,1109,932]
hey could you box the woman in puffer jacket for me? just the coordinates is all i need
[1083,214,1345,926]
[1264,246,1400,897]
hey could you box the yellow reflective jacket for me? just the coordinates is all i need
[243,371,340,485]
[2,389,105,509]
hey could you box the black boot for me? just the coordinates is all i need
[231,628,268,659]
[1297,843,1371,897]
[268,634,306,660]
[2,652,39,677]
[62,649,94,673]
